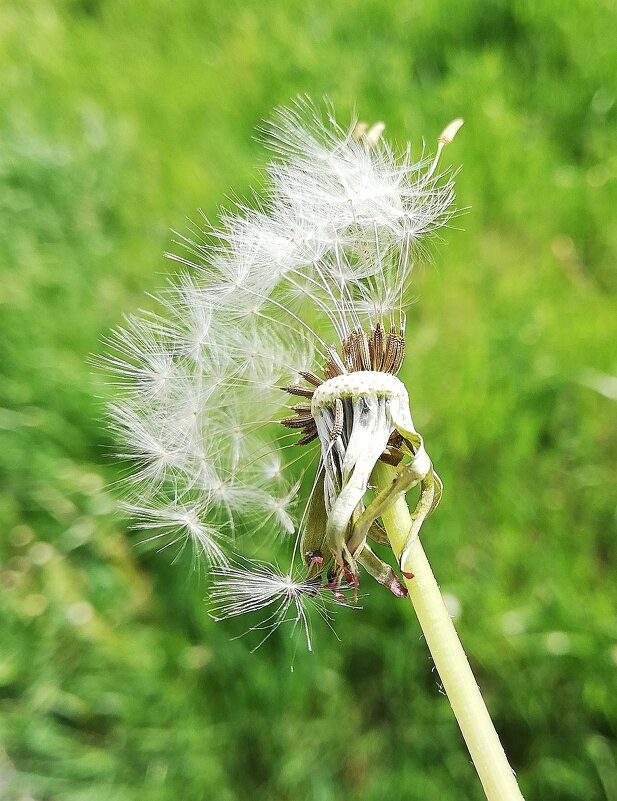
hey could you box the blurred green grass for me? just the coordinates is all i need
[1,1,616,799]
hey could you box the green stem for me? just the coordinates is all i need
[373,463,525,801]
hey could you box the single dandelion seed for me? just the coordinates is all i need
[123,498,229,567]
[209,560,353,651]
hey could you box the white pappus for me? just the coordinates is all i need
[101,98,462,649]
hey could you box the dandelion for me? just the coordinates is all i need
[103,99,454,601]
[103,98,524,801]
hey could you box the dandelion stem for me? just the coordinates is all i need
[373,462,525,801]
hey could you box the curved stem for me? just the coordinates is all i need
[373,463,525,801]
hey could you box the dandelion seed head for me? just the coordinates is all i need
[103,97,461,647]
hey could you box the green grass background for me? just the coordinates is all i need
[1,1,616,799]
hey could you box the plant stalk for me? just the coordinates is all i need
[373,462,525,801]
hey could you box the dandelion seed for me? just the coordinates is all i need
[102,97,461,648]
[123,499,228,567]
[209,561,350,651]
